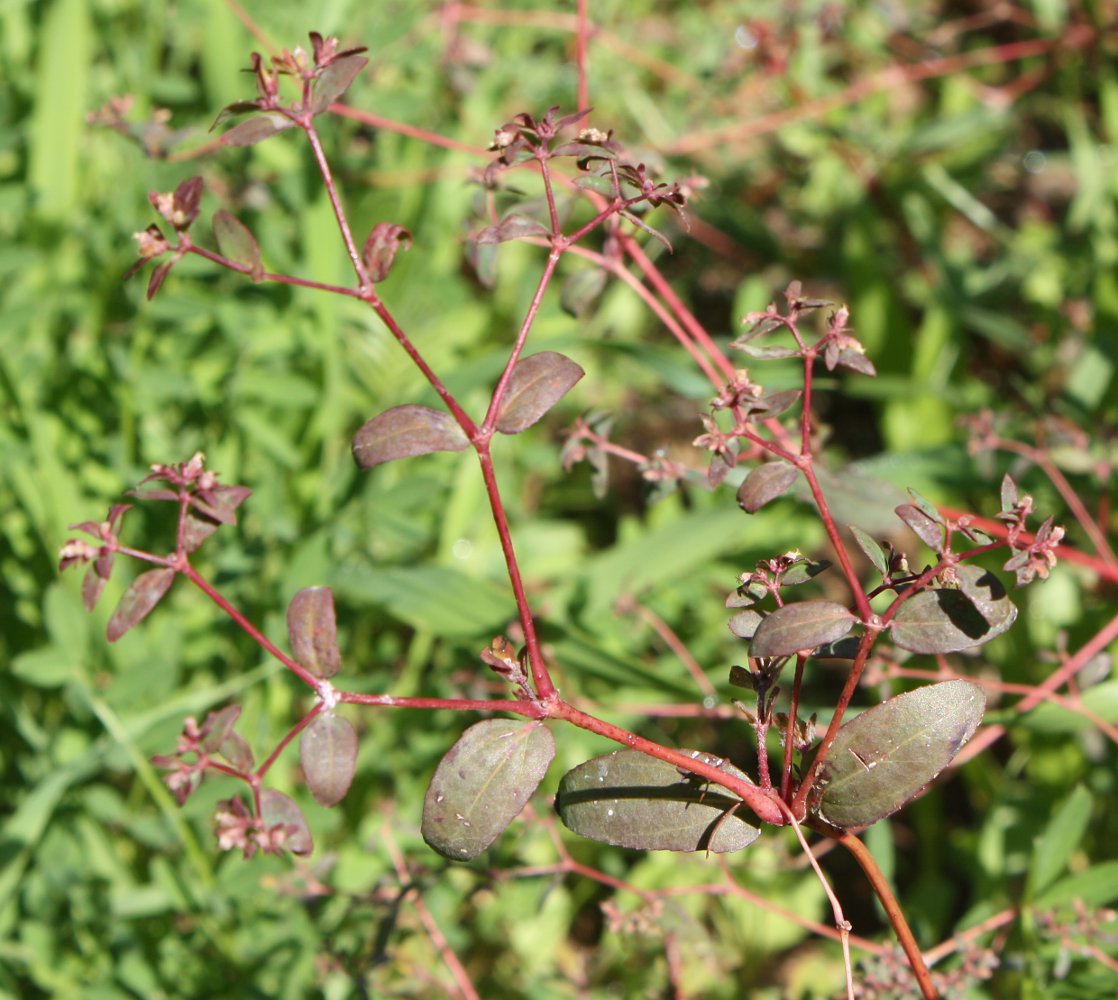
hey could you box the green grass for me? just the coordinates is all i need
[3,1,1117,997]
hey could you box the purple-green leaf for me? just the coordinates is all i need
[422,719,555,861]
[474,213,550,245]
[259,789,313,855]
[560,268,608,318]
[728,609,763,639]
[850,525,889,576]
[286,586,342,679]
[213,210,263,281]
[810,680,986,829]
[890,564,1017,654]
[736,461,798,514]
[495,352,585,434]
[352,404,469,468]
[310,53,369,114]
[218,730,255,773]
[556,750,761,853]
[106,567,175,642]
[221,111,295,147]
[749,600,855,658]
[896,503,943,550]
[300,714,357,807]
[362,222,412,282]
[200,705,241,754]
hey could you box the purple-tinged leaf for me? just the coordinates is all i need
[300,714,357,807]
[850,525,889,576]
[466,239,498,288]
[891,564,1017,654]
[146,260,174,300]
[811,680,985,829]
[191,484,252,526]
[560,268,608,318]
[728,609,763,639]
[107,567,175,642]
[1000,473,1019,513]
[834,348,877,376]
[221,112,295,147]
[213,210,263,281]
[182,515,217,553]
[422,719,555,861]
[895,503,943,550]
[749,600,855,658]
[211,101,262,131]
[172,176,203,228]
[758,388,802,416]
[286,586,342,679]
[618,209,673,251]
[200,705,242,754]
[906,488,943,524]
[352,404,469,468]
[780,558,832,587]
[736,461,798,514]
[260,789,313,855]
[474,213,550,246]
[362,222,412,282]
[728,664,753,688]
[311,53,369,114]
[495,352,585,434]
[556,750,761,853]
[219,731,254,773]
[735,343,801,360]
[82,567,107,611]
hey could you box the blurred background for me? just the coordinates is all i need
[2,1,1116,996]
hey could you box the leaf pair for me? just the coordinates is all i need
[352,352,584,468]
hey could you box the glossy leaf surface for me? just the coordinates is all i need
[557,750,761,853]
[749,600,854,658]
[891,565,1017,653]
[422,719,555,861]
[811,680,985,829]
[736,461,798,513]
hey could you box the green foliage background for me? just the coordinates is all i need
[3,1,1117,997]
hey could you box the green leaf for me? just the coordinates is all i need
[811,680,986,829]
[213,210,263,281]
[352,404,469,468]
[749,601,854,658]
[422,719,555,861]
[736,461,798,513]
[220,111,295,147]
[891,565,1017,654]
[556,749,761,853]
[1035,861,1118,909]
[495,352,585,434]
[1029,786,1093,897]
[849,525,888,576]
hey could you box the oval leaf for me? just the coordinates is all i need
[891,565,1017,654]
[749,600,854,658]
[213,210,263,281]
[811,680,986,829]
[106,567,175,642]
[287,586,342,678]
[556,750,761,853]
[361,222,412,282]
[896,503,943,550]
[352,404,469,468]
[259,789,313,855]
[736,461,798,514]
[422,719,555,861]
[495,352,585,434]
[311,54,369,114]
[220,111,295,147]
[300,714,357,807]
